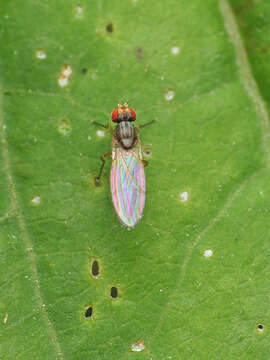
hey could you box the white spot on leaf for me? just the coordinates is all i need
[62,65,72,77]
[204,249,213,258]
[58,64,72,87]
[171,46,180,55]
[75,5,84,19]
[58,119,72,135]
[31,196,41,205]
[36,49,47,60]
[180,191,189,202]
[131,340,145,352]
[58,77,68,87]
[165,89,175,101]
[97,130,105,137]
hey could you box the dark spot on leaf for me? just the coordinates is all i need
[85,306,93,319]
[135,47,144,59]
[111,287,118,299]
[82,68,88,74]
[91,259,99,278]
[143,148,152,157]
[106,23,113,33]
[3,91,12,96]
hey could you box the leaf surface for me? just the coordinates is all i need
[0,0,270,359]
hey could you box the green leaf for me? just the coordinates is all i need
[1,0,270,359]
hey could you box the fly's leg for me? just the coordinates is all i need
[139,119,156,129]
[136,119,156,132]
[92,121,113,186]
[95,152,112,186]
[142,160,149,167]
[92,121,113,135]
[92,121,108,129]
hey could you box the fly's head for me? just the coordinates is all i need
[111,103,136,123]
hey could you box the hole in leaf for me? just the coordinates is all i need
[85,306,93,319]
[106,23,113,33]
[111,287,118,299]
[91,260,99,278]
[257,324,264,332]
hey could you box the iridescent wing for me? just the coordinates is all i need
[110,143,145,227]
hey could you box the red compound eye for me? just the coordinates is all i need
[128,108,136,120]
[111,109,119,122]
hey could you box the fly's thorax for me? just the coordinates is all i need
[111,139,143,161]
[114,121,137,149]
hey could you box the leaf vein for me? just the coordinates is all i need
[0,99,65,360]
[147,168,262,349]
[219,0,270,166]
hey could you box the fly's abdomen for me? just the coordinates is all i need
[114,121,137,149]
[111,148,145,228]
